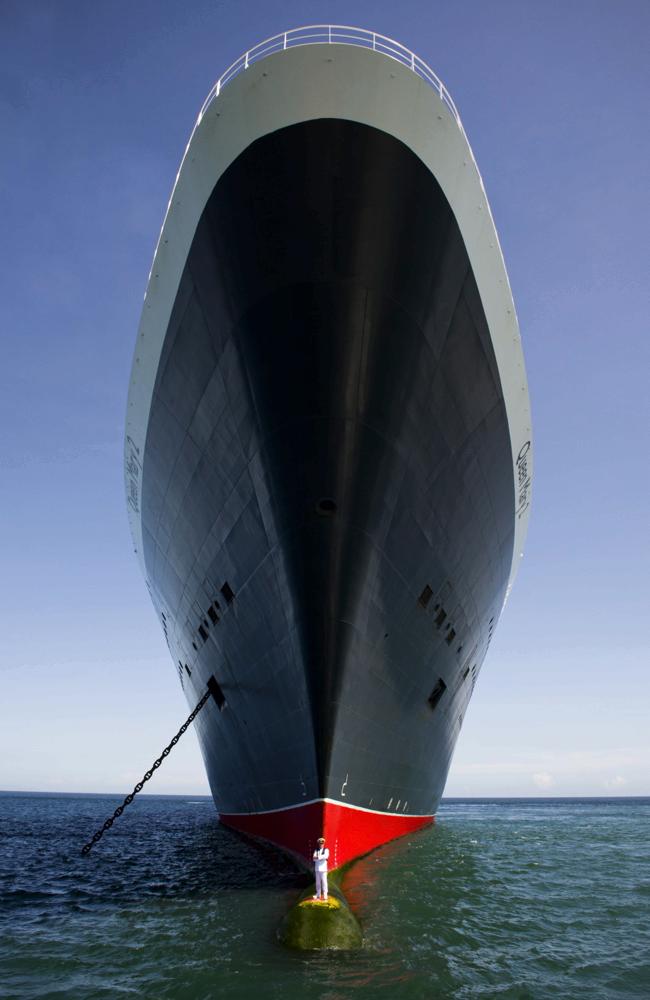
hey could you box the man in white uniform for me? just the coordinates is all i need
[312,836,329,900]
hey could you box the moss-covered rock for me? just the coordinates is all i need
[277,882,363,950]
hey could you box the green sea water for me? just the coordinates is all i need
[1,794,648,999]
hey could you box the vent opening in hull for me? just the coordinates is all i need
[428,678,447,710]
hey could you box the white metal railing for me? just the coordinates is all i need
[198,25,462,129]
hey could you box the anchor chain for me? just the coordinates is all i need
[81,685,213,855]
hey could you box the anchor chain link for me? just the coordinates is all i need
[81,686,212,855]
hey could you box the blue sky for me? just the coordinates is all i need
[1,0,648,798]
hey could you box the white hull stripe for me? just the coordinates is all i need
[218,796,433,820]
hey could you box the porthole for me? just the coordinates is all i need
[418,585,433,609]
[315,497,337,516]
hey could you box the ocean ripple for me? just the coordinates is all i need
[1,794,648,999]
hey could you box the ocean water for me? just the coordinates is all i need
[1,794,648,999]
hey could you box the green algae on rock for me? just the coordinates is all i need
[277,884,363,950]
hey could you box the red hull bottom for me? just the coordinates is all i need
[219,799,433,869]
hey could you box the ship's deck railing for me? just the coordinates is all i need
[198,25,462,129]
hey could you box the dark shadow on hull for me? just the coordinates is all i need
[142,119,514,815]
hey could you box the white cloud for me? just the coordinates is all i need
[446,747,649,797]
[452,747,650,778]
[604,775,628,790]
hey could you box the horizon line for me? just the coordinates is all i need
[1,789,648,800]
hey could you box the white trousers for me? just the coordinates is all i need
[315,870,328,898]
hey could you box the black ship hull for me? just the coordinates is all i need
[125,34,532,867]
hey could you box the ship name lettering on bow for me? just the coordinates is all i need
[126,436,142,513]
[516,440,531,519]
